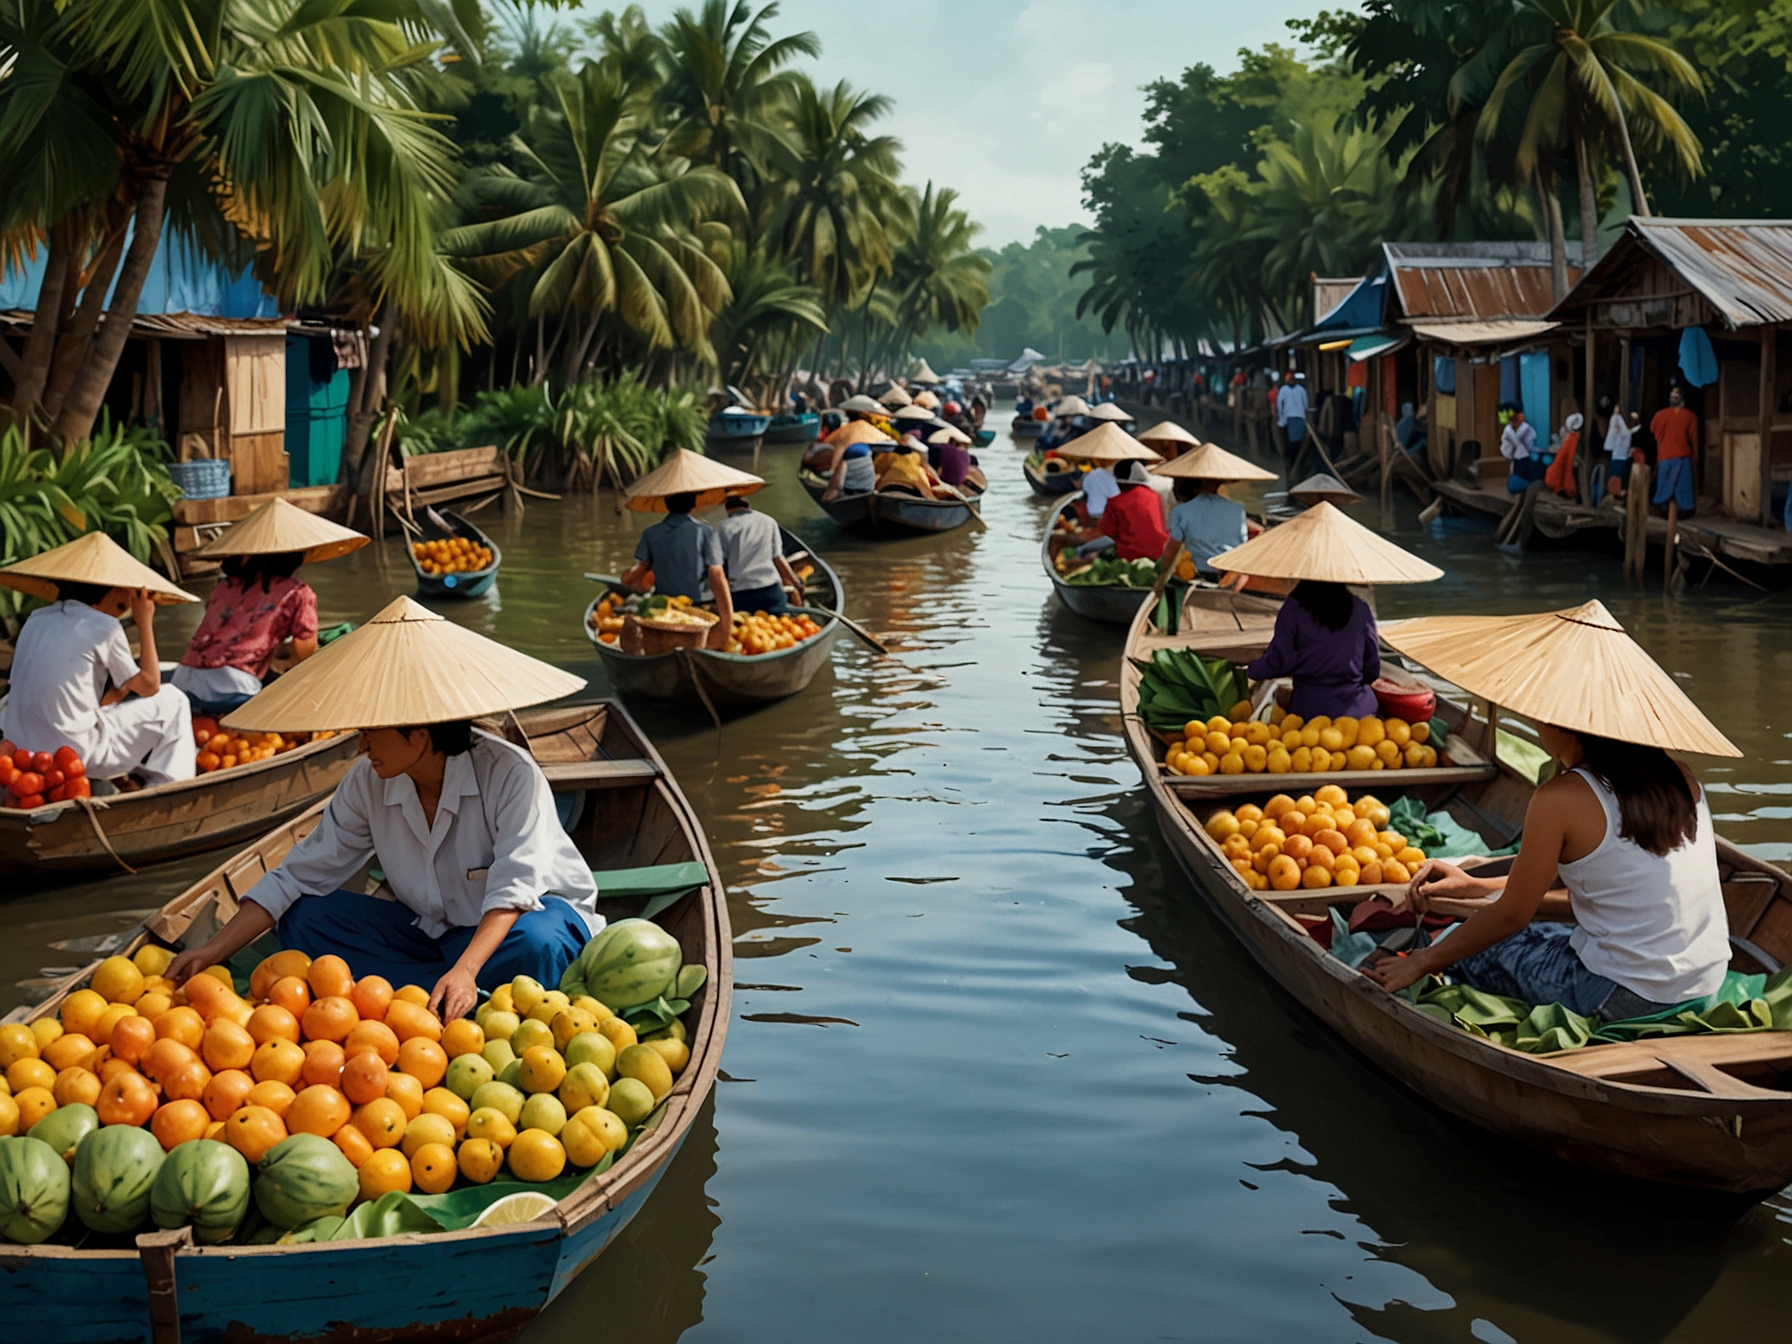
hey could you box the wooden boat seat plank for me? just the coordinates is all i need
[1658,1055,1792,1099]
[1543,1032,1792,1080]
[538,759,660,789]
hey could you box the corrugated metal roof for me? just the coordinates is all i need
[1384,240,1575,322]
[1628,218,1792,328]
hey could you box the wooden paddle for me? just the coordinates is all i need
[932,482,988,530]
[807,606,889,656]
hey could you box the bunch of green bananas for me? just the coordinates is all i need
[1131,648,1245,733]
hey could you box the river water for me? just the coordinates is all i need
[9,408,1792,1341]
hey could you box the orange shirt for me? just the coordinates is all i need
[1650,405,1698,461]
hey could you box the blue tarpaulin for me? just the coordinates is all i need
[1678,326,1719,387]
[0,230,278,320]
[1311,273,1387,334]
[1520,352,1551,432]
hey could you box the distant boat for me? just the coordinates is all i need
[706,407,770,451]
[406,506,500,599]
[1022,449,1079,496]
[763,411,821,444]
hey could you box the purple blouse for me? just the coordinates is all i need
[1247,596,1381,719]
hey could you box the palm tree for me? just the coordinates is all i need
[707,241,828,397]
[871,184,988,377]
[0,0,476,442]
[445,59,744,376]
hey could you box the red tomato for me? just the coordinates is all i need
[53,745,80,769]
[42,769,65,790]
[0,740,13,758]
[12,771,44,797]
[48,785,66,803]
[64,777,92,800]
[30,752,53,774]
[63,757,85,779]
[13,794,44,809]
[0,757,14,786]
[12,750,30,772]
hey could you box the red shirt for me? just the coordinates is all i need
[1100,485,1169,561]
[181,575,318,679]
[1650,405,1698,461]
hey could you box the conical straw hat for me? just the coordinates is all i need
[1288,473,1363,506]
[894,404,934,421]
[623,449,766,514]
[192,498,369,564]
[928,426,971,445]
[1150,441,1277,483]
[878,385,913,408]
[1135,420,1201,449]
[913,390,940,409]
[827,420,896,449]
[224,595,586,732]
[1054,421,1163,465]
[1379,600,1740,756]
[1054,395,1090,417]
[1208,501,1442,584]
[0,531,197,605]
[909,359,942,384]
[1088,403,1132,422]
[838,394,884,415]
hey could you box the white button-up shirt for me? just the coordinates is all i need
[3,601,138,761]
[244,731,600,940]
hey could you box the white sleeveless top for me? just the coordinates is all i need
[1557,767,1729,1004]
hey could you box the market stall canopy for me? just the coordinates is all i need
[1134,420,1201,449]
[1053,395,1091,417]
[1087,403,1133,422]
[1379,600,1740,757]
[1287,473,1363,506]
[928,426,971,445]
[1209,502,1442,585]
[1054,421,1163,465]
[225,595,586,733]
[1151,441,1277,483]
[0,531,198,605]
[878,385,913,408]
[827,420,897,449]
[623,449,766,513]
[192,497,369,564]
[838,394,885,415]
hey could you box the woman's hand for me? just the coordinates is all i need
[1403,859,1487,914]
[165,945,217,987]
[1362,950,1432,994]
[429,963,480,1023]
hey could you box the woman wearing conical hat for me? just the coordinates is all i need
[172,499,368,716]
[1365,603,1739,1021]
[164,598,598,1020]
[0,533,200,787]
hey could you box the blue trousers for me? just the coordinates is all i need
[731,581,789,614]
[1446,922,1680,1021]
[277,890,590,994]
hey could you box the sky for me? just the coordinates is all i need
[615,0,1336,247]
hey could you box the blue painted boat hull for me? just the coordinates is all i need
[762,412,820,444]
[408,508,500,599]
[706,412,771,451]
[973,428,996,447]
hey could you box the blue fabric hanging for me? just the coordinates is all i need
[1433,356,1456,395]
[1520,352,1551,431]
[1678,327,1719,387]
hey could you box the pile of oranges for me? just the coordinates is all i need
[588,594,627,645]
[412,537,492,577]
[192,717,329,775]
[727,610,823,657]
[1203,785,1428,892]
[1164,705,1438,778]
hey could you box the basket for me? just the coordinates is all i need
[621,610,718,656]
[1373,677,1437,724]
[167,459,232,500]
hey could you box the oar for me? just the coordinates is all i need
[933,483,988,530]
[808,606,889,656]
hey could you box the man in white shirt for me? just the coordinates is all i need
[717,496,805,614]
[1080,464,1119,519]
[1500,408,1543,485]
[1274,372,1309,468]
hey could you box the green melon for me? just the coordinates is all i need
[561,919,682,1009]
[72,1124,165,1234]
[0,1136,70,1244]
[29,1102,98,1165]
[254,1134,358,1230]
[151,1139,251,1244]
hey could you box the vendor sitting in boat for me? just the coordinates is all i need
[172,499,368,716]
[1150,441,1275,582]
[166,597,597,1021]
[0,532,200,786]
[876,439,941,500]
[1063,459,1168,560]
[718,495,804,614]
[1364,601,1738,1022]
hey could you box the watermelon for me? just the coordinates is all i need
[254,1134,358,1230]
[0,1136,70,1244]
[152,1140,251,1244]
[72,1124,166,1234]
[29,1102,98,1165]
[561,919,683,1009]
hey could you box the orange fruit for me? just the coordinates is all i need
[94,1003,138,1046]
[7,1058,56,1094]
[267,975,311,1018]
[411,1142,457,1195]
[14,1087,56,1131]
[251,1037,306,1087]
[341,1052,389,1106]
[223,1105,287,1164]
[247,1079,296,1118]
[307,955,355,1001]
[457,1137,503,1184]
[358,1148,412,1200]
[203,1069,256,1121]
[162,1057,213,1103]
[332,1120,375,1168]
[286,1084,352,1138]
[151,1099,211,1151]
[49,1066,98,1109]
[250,949,312,1002]
[59,989,108,1039]
[247,1004,301,1047]
[202,1020,256,1073]
[392,984,431,1008]
[421,1087,470,1139]
[395,1036,448,1089]
[353,1097,407,1149]
[154,1007,206,1051]
[301,996,359,1044]
[134,991,173,1022]
[141,1037,199,1084]
[385,1071,423,1121]
[343,1020,400,1067]
[350,976,394,1023]
[110,1015,157,1064]
[385,1000,442,1045]
[97,1070,160,1127]
[98,1056,140,1085]
[182,973,228,1019]
[441,1019,484,1060]
[43,1033,97,1073]
[301,1040,346,1089]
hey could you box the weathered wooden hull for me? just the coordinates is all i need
[1121,598,1792,1196]
[1023,453,1078,496]
[1010,417,1043,439]
[1042,495,1152,625]
[763,413,820,444]
[798,471,983,535]
[1,701,732,1340]
[409,508,500,599]
[0,734,360,875]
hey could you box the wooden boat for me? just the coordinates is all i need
[763,411,821,444]
[0,733,360,876]
[1121,589,1792,1196]
[1011,415,1044,439]
[705,408,770,452]
[798,469,984,536]
[972,428,996,448]
[1041,495,1153,625]
[406,506,500,599]
[1,700,731,1342]
[1023,448,1079,497]
[586,529,843,709]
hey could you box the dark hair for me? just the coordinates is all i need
[57,581,114,606]
[1292,579,1354,632]
[1574,733,1699,856]
[665,492,697,514]
[725,495,750,510]
[1173,479,1201,502]
[222,551,305,594]
[396,720,474,756]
